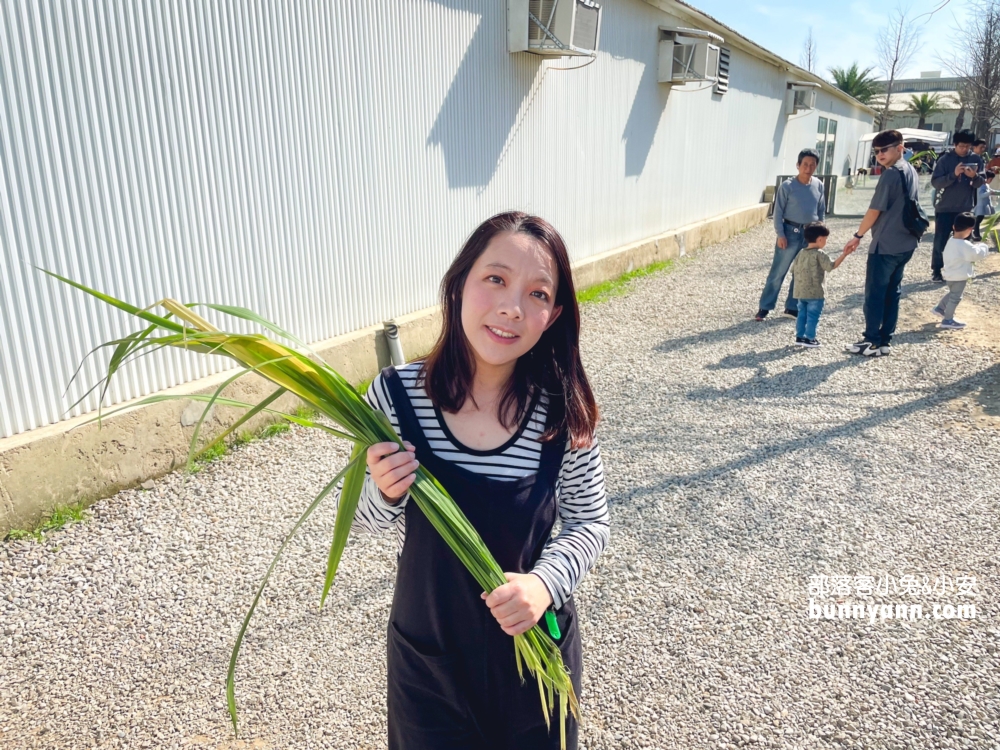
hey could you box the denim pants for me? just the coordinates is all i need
[795,298,825,340]
[932,212,958,274]
[759,227,805,312]
[863,250,914,346]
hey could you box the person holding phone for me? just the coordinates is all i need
[930,130,985,282]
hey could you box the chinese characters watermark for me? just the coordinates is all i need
[806,573,979,622]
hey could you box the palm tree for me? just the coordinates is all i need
[905,93,945,129]
[828,62,880,105]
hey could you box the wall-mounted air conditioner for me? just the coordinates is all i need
[657,27,724,85]
[508,0,602,57]
[786,82,820,114]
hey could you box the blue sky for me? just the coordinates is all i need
[692,0,970,80]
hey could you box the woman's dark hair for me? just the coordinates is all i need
[803,222,830,243]
[421,212,599,449]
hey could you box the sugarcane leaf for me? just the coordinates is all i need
[185,355,295,472]
[320,443,367,608]
[99,325,160,407]
[64,331,159,415]
[199,302,316,354]
[227,455,361,733]
[195,387,287,457]
[74,393,294,430]
[39,268,184,332]
[158,299,219,332]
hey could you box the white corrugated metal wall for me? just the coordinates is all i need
[0,0,872,439]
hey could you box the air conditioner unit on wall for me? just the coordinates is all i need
[786,82,820,114]
[657,27,724,85]
[508,0,602,57]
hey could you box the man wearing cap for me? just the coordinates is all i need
[841,130,925,358]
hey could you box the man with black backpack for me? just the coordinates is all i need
[841,130,928,357]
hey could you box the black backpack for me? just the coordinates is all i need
[898,165,930,239]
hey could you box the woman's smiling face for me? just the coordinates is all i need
[460,231,563,371]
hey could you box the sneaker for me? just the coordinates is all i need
[795,336,807,346]
[932,274,945,283]
[755,309,769,322]
[879,344,892,356]
[940,319,967,329]
[800,338,821,348]
[783,308,799,318]
[845,340,880,356]
[930,306,945,318]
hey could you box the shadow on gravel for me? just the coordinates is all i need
[903,279,951,294]
[629,361,1000,495]
[654,319,779,355]
[688,348,870,400]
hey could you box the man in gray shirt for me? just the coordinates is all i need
[755,148,826,321]
[930,130,985,281]
[842,130,924,357]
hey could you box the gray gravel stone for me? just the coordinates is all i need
[1,218,998,749]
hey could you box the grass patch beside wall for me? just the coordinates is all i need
[576,260,677,305]
[5,501,90,542]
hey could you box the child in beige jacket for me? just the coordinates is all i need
[791,222,850,347]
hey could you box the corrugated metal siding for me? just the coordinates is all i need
[0,0,872,438]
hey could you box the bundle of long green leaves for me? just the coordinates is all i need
[48,271,579,747]
[982,211,1000,249]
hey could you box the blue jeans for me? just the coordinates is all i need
[863,251,914,346]
[795,298,825,339]
[759,227,805,312]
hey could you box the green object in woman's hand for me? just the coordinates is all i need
[545,609,562,640]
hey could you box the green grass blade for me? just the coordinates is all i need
[226,460,355,734]
[320,446,367,607]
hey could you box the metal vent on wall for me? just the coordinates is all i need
[529,0,556,42]
[572,0,600,50]
[515,0,601,55]
[715,47,730,94]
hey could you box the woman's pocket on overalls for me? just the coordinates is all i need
[387,621,471,732]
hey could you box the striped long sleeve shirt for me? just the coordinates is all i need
[350,363,609,609]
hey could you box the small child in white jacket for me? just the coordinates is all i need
[932,212,989,329]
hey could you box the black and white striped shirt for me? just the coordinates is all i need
[351,363,609,609]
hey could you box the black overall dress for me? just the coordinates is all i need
[382,367,582,750]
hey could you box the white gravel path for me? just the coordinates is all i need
[2,218,999,750]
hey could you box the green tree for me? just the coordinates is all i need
[829,62,880,105]
[905,93,946,129]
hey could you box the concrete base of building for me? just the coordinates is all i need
[0,203,767,535]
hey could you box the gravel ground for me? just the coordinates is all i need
[2,217,999,750]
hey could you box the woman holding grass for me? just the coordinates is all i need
[349,212,609,750]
